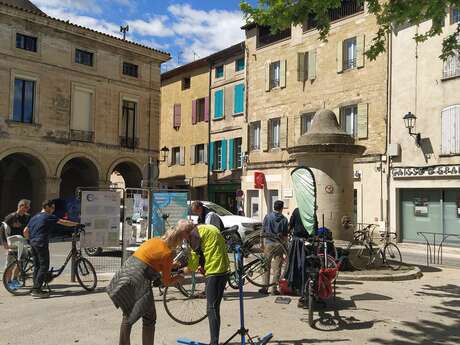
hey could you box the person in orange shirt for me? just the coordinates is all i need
[107,225,191,345]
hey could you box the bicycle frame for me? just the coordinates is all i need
[46,231,82,282]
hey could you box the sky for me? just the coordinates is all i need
[32,0,256,71]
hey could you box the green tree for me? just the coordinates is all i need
[240,0,460,60]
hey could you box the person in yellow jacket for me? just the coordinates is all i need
[176,219,229,345]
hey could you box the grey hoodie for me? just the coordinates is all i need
[262,211,288,238]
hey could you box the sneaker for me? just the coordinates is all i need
[271,289,281,296]
[12,279,22,288]
[258,288,269,295]
[31,289,50,299]
[8,281,19,290]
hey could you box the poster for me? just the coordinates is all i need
[124,193,149,244]
[413,197,429,217]
[80,191,121,248]
[151,191,188,237]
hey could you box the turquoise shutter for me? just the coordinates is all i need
[222,140,227,170]
[214,90,223,118]
[229,138,235,170]
[234,84,244,114]
[209,141,215,170]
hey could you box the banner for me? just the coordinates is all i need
[151,191,188,237]
[80,190,121,248]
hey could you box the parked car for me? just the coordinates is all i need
[188,201,262,240]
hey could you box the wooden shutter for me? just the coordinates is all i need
[280,59,287,88]
[261,120,268,151]
[442,106,460,154]
[337,41,343,73]
[214,90,223,118]
[209,142,214,169]
[308,49,317,80]
[192,99,197,125]
[222,140,228,171]
[357,103,368,139]
[190,145,196,165]
[173,104,181,128]
[229,138,235,170]
[204,143,208,164]
[179,146,185,165]
[234,84,244,114]
[295,115,302,140]
[334,107,341,126]
[356,35,365,68]
[204,96,209,122]
[249,123,255,150]
[167,148,172,166]
[280,117,288,149]
[225,85,233,117]
[71,87,92,131]
[265,61,271,91]
[297,52,306,82]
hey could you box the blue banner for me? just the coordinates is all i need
[151,191,189,237]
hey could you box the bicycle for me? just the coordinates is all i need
[2,236,34,295]
[347,224,402,270]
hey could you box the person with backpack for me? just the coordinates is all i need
[190,201,225,232]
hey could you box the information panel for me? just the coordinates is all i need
[80,190,121,248]
[151,191,188,237]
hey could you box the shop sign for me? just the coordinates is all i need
[413,197,429,217]
[392,165,460,178]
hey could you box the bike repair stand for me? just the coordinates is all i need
[177,244,273,345]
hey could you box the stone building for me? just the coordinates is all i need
[389,7,460,243]
[241,1,388,224]
[208,42,246,213]
[159,59,210,199]
[0,1,169,215]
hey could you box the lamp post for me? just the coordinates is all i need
[403,112,421,146]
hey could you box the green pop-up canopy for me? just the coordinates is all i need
[291,167,318,236]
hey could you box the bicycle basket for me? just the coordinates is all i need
[318,267,338,299]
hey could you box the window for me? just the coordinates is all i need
[214,89,224,119]
[301,112,315,135]
[269,118,281,149]
[121,100,137,148]
[123,62,138,77]
[235,58,245,72]
[215,65,224,79]
[195,144,205,163]
[182,76,191,90]
[13,79,35,123]
[234,84,245,114]
[171,147,181,165]
[270,61,281,88]
[71,86,93,141]
[451,6,460,24]
[268,190,279,211]
[340,104,358,137]
[247,190,260,218]
[443,53,460,79]
[258,25,291,48]
[343,37,357,70]
[75,49,93,66]
[234,137,243,169]
[441,105,460,155]
[250,121,261,151]
[16,33,37,52]
[196,98,206,122]
[173,104,181,128]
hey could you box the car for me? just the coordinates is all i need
[188,201,262,240]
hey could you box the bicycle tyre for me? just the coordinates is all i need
[2,259,34,296]
[163,273,207,325]
[348,244,371,271]
[383,243,402,270]
[75,258,97,291]
[308,279,314,327]
[245,243,288,288]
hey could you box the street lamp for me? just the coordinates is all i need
[159,146,169,162]
[403,112,421,146]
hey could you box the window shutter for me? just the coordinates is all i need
[280,117,288,149]
[442,106,460,154]
[234,84,244,114]
[192,99,197,125]
[249,123,255,150]
[214,90,223,119]
[265,61,271,91]
[204,143,208,164]
[204,96,209,122]
[357,103,368,139]
[337,41,343,73]
[209,142,215,169]
[280,59,287,88]
[356,35,365,68]
[261,120,268,151]
[308,49,317,80]
[167,148,172,167]
[295,115,302,140]
[225,85,233,117]
[72,88,92,131]
[334,107,341,125]
[229,138,235,170]
[190,145,196,165]
[297,52,306,82]
[221,140,227,171]
[173,104,181,128]
[179,146,185,165]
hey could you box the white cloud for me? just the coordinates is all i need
[127,16,174,37]
[33,0,101,14]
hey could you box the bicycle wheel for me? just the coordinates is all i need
[163,272,207,325]
[317,254,339,282]
[383,243,402,270]
[308,279,314,327]
[3,259,34,296]
[245,243,288,288]
[348,244,372,271]
[75,258,97,291]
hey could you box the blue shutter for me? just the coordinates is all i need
[221,140,227,171]
[214,90,223,118]
[209,141,215,170]
[234,84,244,114]
[229,138,234,170]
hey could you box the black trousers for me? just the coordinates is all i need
[31,245,50,290]
[206,273,228,345]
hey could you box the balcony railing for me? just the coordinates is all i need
[70,130,94,142]
[443,55,460,79]
[303,0,364,31]
[258,26,291,47]
[343,58,357,70]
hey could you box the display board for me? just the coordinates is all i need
[80,190,121,248]
[151,191,189,237]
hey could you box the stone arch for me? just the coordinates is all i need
[55,152,103,179]
[0,146,51,177]
[0,151,48,215]
[107,157,144,189]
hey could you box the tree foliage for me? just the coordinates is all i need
[240,0,460,60]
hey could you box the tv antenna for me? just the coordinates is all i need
[120,25,129,40]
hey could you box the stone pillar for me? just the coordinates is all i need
[44,177,61,199]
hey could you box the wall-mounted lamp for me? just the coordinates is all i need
[159,146,170,162]
[403,112,421,147]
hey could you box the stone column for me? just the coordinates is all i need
[44,177,61,200]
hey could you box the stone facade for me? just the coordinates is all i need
[242,4,388,224]
[0,3,169,215]
[159,61,210,200]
